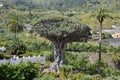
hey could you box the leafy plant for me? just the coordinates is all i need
[0,62,40,80]
[0,51,4,59]
[34,75,56,80]
[80,75,93,80]
[7,38,26,55]
[102,32,112,39]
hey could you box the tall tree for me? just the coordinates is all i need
[34,16,91,72]
[7,14,24,38]
[93,8,113,78]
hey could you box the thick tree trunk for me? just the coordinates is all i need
[50,41,67,72]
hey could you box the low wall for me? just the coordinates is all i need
[0,56,45,64]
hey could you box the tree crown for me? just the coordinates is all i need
[7,14,24,33]
[34,16,91,42]
[96,8,113,23]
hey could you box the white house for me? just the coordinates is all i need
[112,33,120,38]
[0,4,3,7]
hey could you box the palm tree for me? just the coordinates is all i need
[93,8,113,78]
[7,14,24,38]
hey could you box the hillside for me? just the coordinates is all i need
[36,0,120,12]
[0,0,120,12]
[0,0,120,29]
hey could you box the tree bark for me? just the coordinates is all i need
[98,22,102,78]
[50,41,67,72]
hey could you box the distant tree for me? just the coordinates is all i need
[92,8,113,78]
[7,14,24,38]
[34,16,91,72]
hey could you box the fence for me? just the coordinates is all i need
[0,55,45,64]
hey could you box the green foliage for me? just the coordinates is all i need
[59,65,72,72]
[0,37,8,46]
[0,0,120,79]
[85,60,120,77]
[110,52,120,70]
[34,16,91,43]
[7,14,24,34]
[0,40,8,46]
[105,76,120,80]
[94,8,113,23]
[1,0,120,12]
[80,75,93,80]
[71,73,97,80]
[65,52,90,72]
[21,33,52,53]
[102,33,112,39]
[0,62,40,80]
[67,42,120,53]
[19,52,41,57]
[0,0,120,30]
[26,41,52,53]
[34,75,56,80]
[7,38,26,55]
[0,51,4,59]
[44,51,54,62]
[67,43,99,53]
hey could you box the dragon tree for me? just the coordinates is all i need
[34,16,91,72]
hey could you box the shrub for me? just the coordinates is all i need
[0,62,40,80]
[65,52,89,71]
[26,40,52,53]
[34,75,56,80]
[43,51,54,62]
[102,32,112,39]
[0,37,8,46]
[59,65,72,72]
[67,42,120,53]
[80,75,93,80]
[7,38,26,55]
[20,52,41,57]
[105,76,120,80]
[86,60,113,77]
[0,51,4,59]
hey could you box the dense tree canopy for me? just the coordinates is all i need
[34,16,91,43]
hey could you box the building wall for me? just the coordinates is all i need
[112,33,120,38]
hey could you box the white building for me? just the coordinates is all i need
[0,4,3,7]
[102,25,120,34]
